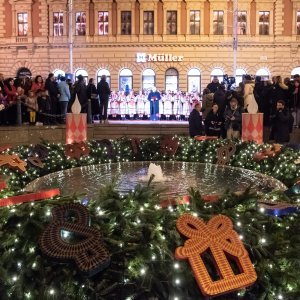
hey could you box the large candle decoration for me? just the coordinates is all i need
[66,95,87,144]
[242,113,264,144]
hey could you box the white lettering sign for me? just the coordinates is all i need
[136,53,183,63]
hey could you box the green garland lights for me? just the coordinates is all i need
[0,137,299,300]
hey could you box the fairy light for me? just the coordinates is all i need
[12,275,17,282]
[49,289,55,295]
[174,263,179,269]
[175,278,180,285]
[140,268,146,275]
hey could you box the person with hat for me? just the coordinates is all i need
[223,97,243,139]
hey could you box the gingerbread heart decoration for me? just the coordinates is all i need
[65,142,90,159]
[216,142,236,165]
[0,154,27,173]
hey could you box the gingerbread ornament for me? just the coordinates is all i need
[65,142,90,159]
[160,135,179,156]
[0,154,27,173]
[216,142,236,165]
[39,203,110,277]
[175,214,257,297]
[28,156,44,168]
[32,144,49,160]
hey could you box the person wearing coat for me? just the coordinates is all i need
[270,100,290,143]
[87,78,100,121]
[73,75,88,113]
[201,88,214,120]
[97,75,111,123]
[243,75,258,113]
[224,97,243,139]
[188,102,203,137]
[148,86,161,121]
[204,103,223,137]
[57,76,71,123]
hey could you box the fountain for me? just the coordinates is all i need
[25,162,287,199]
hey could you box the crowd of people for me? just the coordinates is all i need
[189,74,299,143]
[0,71,299,143]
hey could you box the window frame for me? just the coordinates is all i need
[75,11,87,36]
[121,11,132,35]
[143,11,154,35]
[53,12,64,37]
[166,10,177,35]
[237,11,247,35]
[17,12,28,37]
[258,11,270,36]
[189,10,200,35]
[213,10,224,35]
[98,11,109,35]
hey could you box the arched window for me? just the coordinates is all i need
[142,68,155,90]
[97,69,111,86]
[235,68,246,86]
[165,68,178,92]
[291,67,300,79]
[256,68,270,81]
[210,68,224,83]
[75,69,88,84]
[119,68,133,92]
[53,69,65,81]
[187,68,201,93]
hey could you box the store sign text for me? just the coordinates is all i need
[136,53,184,63]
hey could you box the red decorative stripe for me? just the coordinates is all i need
[0,181,6,190]
[0,189,60,207]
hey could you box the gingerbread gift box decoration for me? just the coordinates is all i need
[175,214,257,297]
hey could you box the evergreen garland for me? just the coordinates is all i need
[0,137,299,299]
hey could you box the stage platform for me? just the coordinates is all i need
[0,120,299,147]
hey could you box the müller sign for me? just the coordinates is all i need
[136,53,184,63]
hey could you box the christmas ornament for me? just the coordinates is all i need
[258,200,298,217]
[175,214,257,296]
[160,135,179,156]
[27,156,44,168]
[39,203,110,277]
[65,142,90,160]
[32,144,49,160]
[216,142,236,165]
[0,154,27,173]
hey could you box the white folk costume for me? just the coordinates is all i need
[163,92,173,120]
[110,91,119,118]
[119,91,127,120]
[136,92,145,119]
[127,91,136,119]
[182,94,190,120]
[144,91,151,119]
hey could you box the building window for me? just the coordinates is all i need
[259,11,270,35]
[190,10,200,35]
[187,68,201,93]
[17,12,28,36]
[297,11,300,35]
[256,68,270,81]
[119,68,133,91]
[165,68,178,92]
[291,67,300,79]
[144,11,154,35]
[210,68,224,83]
[142,69,155,90]
[235,68,246,86]
[237,11,247,35]
[98,11,108,35]
[213,11,224,35]
[167,11,177,35]
[121,11,131,35]
[97,69,111,85]
[53,12,63,36]
[75,69,88,85]
[53,69,65,80]
[75,12,86,36]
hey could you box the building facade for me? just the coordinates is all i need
[0,0,300,92]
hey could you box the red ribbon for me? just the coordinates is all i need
[0,189,60,207]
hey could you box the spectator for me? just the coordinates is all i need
[97,75,111,123]
[73,74,87,113]
[204,103,223,137]
[37,90,51,125]
[224,97,243,139]
[58,76,71,123]
[188,102,203,137]
[4,78,18,125]
[201,88,214,120]
[31,75,45,94]
[87,78,100,121]
[25,90,38,125]
[214,84,226,115]
[243,75,258,113]
[45,73,60,122]
[270,100,291,143]
[207,76,220,93]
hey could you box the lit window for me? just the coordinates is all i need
[237,11,246,35]
[297,11,300,35]
[121,11,131,35]
[98,12,108,35]
[210,68,224,83]
[144,11,154,35]
[17,12,28,36]
[75,12,86,36]
[213,11,224,35]
[167,11,177,35]
[256,68,270,81]
[75,69,88,85]
[259,11,269,35]
[53,12,63,36]
[291,67,300,79]
[165,68,178,92]
[119,68,133,91]
[235,68,246,86]
[97,69,111,85]
[190,10,200,35]
[188,68,201,93]
[142,69,155,90]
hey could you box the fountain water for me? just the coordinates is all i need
[146,163,165,182]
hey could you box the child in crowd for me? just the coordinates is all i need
[25,90,38,124]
